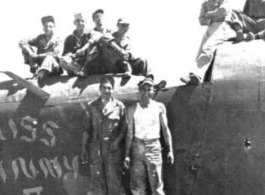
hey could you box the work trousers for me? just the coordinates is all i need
[195,21,236,79]
[89,140,125,195]
[231,10,265,34]
[39,55,60,74]
[21,47,61,75]
[115,58,149,76]
[59,56,83,75]
[130,139,164,195]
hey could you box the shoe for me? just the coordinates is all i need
[67,71,76,76]
[180,73,201,85]
[29,64,38,74]
[37,69,49,87]
[245,32,255,42]
[189,73,202,85]
[30,67,37,74]
[197,55,211,68]
[38,69,49,79]
[146,74,154,80]
[57,67,64,75]
[235,31,244,43]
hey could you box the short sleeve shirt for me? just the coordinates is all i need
[27,34,63,57]
[62,30,92,56]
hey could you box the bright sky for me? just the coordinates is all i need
[0,0,245,86]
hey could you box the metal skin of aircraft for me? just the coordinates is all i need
[0,71,176,195]
[1,40,265,195]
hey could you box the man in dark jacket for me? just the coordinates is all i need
[81,76,127,195]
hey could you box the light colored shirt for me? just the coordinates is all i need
[199,0,231,26]
[102,32,132,65]
[133,100,162,140]
[91,27,113,43]
[20,34,63,57]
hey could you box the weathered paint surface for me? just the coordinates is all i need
[1,40,265,195]
[165,41,265,195]
[0,74,176,195]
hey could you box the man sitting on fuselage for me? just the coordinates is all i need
[78,9,114,75]
[60,13,94,77]
[180,0,236,85]
[19,15,63,85]
[231,0,265,42]
[105,18,149,76]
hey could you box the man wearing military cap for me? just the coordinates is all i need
[81,76,127,195]
[124,77,174,195]
[76,9,114,75]
[19,15,63,85]
[60,13,95,77]
[41,15,55,25]
[104,18,149,76]
[92,9,112,35]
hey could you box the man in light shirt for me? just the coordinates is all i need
[124,78,174,195]
[81,9,114,74]
[106,18,149,76]
[19,15,63,85]
[181,0,236,85]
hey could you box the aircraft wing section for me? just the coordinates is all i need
[0,71,50,99]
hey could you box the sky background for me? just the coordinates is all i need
[0,0,245,85]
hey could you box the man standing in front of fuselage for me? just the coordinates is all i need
[124,78,174,195]
[81,76,126,195]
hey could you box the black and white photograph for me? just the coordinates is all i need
[3,0,265,195]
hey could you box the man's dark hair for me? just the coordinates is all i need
[99,76,115,89]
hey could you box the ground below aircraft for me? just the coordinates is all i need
[0,40,265,195]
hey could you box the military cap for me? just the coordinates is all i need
[138,77,154,88]
[100,76,115,88]
[41,15,55,25]
[74,13,85,22]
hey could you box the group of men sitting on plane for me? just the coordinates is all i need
[19,9,149,86]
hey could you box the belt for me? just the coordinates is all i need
[134,137,159,144]
[102,137,110,141]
